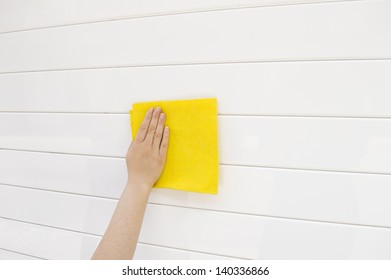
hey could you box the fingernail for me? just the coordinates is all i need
[156,106,161,110]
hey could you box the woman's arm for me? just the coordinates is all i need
[91,107,169,259]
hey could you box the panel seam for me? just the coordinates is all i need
[1,193,391,232]
[137,242,247,260]
[2,148,391,177]
[1,57,390,75]
[4,112,391,120]
[0,247,46,260]
[0,0,362,35]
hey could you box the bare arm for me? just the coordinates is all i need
[91,107,169,260]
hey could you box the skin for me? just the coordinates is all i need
[91,107,169,260]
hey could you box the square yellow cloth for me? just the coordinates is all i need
[129,98,218,194]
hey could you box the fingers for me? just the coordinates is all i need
[159,126,169,157]
[144,107,162,145]
[134,106,169,157]
[152,112,166,151]
[134,107,154,142]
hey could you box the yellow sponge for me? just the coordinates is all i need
[130,98,218,194]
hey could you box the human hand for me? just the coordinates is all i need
[126,107,169,190]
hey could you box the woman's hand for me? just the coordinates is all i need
[126,107,169,190]
[92,107,169,260]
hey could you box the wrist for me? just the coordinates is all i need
[126,178,153,193]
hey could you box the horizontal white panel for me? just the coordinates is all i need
[0,0,351,33]
[2,150,391,228]
[2,114,391,174]
[1,60,391,117]
[0,113,131,157]
[150,168,391,228]
[220,116,391,174]
[0,216,236,260]
[140,204,391,259]
[0,1,390,72]
[134,243,237,260]
[0,184,115,235]
[2,186,391,259]
[0,248,39,260]
[0,150,126,198]
[0,150,127,198]
[0,218,99,259]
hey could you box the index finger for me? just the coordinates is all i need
[134,107,154,142]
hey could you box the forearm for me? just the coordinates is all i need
[91,180,152,260]
[91,106,168,259]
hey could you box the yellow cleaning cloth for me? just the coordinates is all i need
[130,98,218,194]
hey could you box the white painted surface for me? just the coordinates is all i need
[134,243,238,260]
[0,217,99,259]
[0,218,239,260]
[1,185,391,259]
[0,113,131,157]
[2,151,391,228]
[0,249,40,260]
[2,114,391,174]
[0,184,116,235]
[1,1,391,73]
[0,0,355,33]
[140,204,391,259]
[1,60,391,117]
[0,0,390,259]
[0,150,127,198]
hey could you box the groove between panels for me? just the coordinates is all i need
[0,225,239,260]
[0,238,238,260]
[0,56,390,75]
[1,185,391,231]
[0,0,361,35]
[148,202,391,231]
[4,111,391,120]
[0,216,102,238]
[0,247,46,260]
[0,148,125,159]
[2,147,391,177]
[220,163,391,177]
[136,242,247,260]
[0,216,245,259]
[0,182,119,201]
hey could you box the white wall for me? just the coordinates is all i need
[1,0,391,259]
